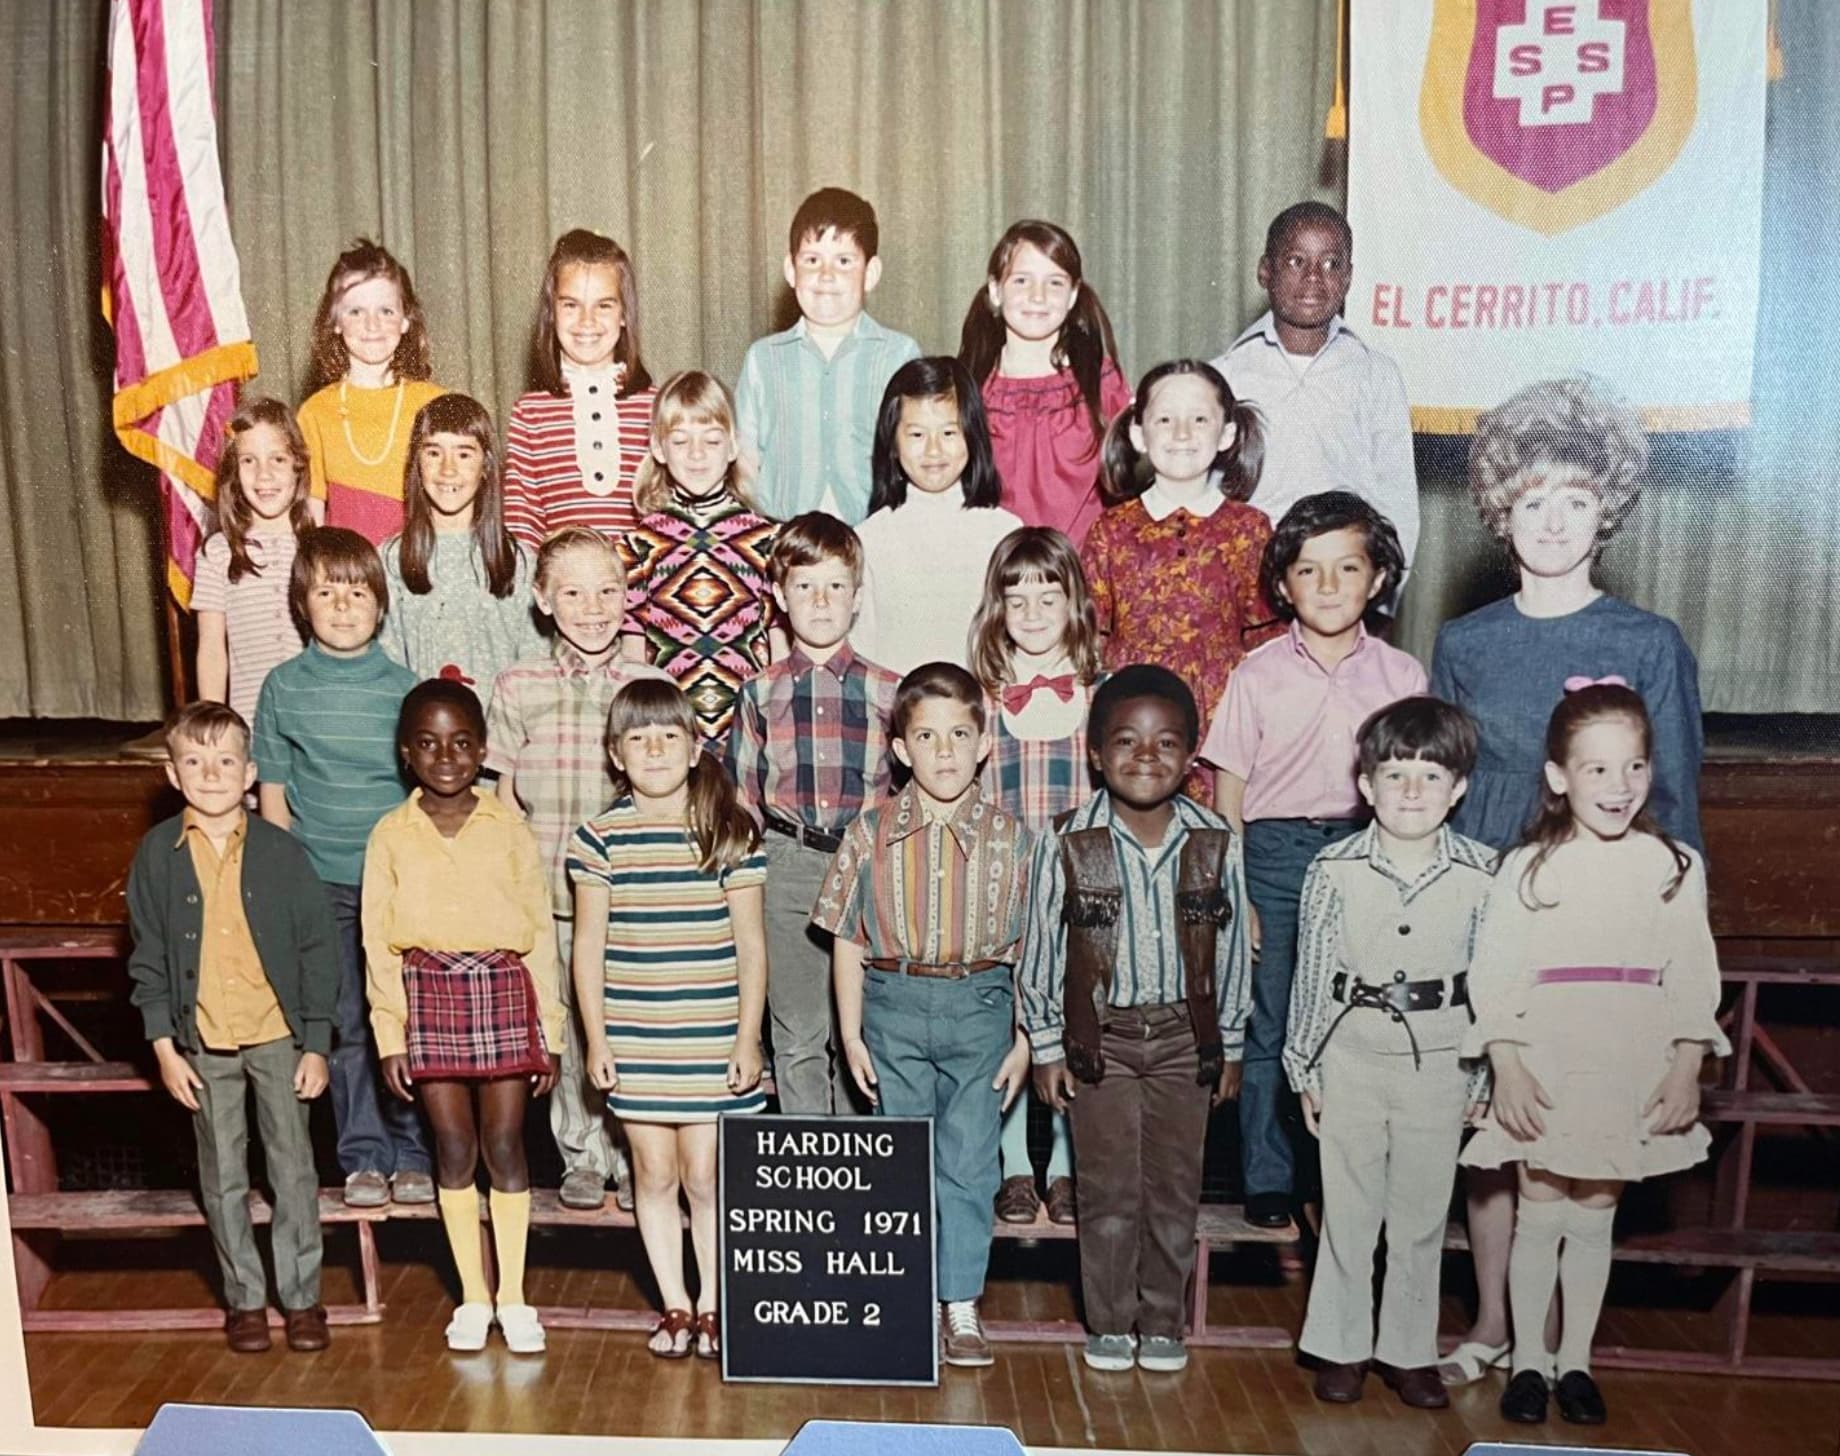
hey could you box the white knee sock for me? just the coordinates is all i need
[1506,1197,1567,1376]
[1556,1202,1616,1376]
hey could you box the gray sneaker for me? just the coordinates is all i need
[390,1169,436,1205]
[1082,1332,1137,1372]
[558,1168,607,1210]
[1137,1334,1189,1372]
[343,1170,389,1208]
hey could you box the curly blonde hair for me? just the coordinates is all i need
[1467,377,1647,549]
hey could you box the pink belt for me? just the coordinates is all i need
[1533,966,1660,986]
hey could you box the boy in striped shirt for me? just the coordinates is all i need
[253,527,432,1208]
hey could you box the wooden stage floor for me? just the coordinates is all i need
[22,1226,1840,1454]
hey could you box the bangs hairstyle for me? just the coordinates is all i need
[1102,360,1264,506]
[1516,682,1690,909]
[1259,491,1406,624]
[164,700,250,758]
[288,527,388,632]
[1469,376,1648,548]
[533,525,624,593]
[631,370,753,517]
[397,394,519,599]
[868,357,1001,513]
[1264,200,1354,261]
[890,662,986,739]
[528,229,651,398]
[1356,696,1479,780]
[211,396,313,583]
[967,526,1103,692]
[305,238,431,393]
[397,677,487,745]
[768,511,864,587]
[788,187,879,260]
[604,680,759,875]
[1089,663,1199,750]
[959,220,1121,454]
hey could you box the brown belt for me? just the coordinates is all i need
[864,957,1006,980]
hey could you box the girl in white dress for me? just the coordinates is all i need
[1462,679,1728,1427]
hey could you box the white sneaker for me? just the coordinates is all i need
[941,1299,994,1367]
[496,1301,546,1355]
[444,1300,493,1352]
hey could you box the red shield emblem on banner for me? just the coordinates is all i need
[1420,0,1697,235]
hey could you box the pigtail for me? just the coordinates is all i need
[1058,290,1122,456]
[1218,398,1266,502]
[1099,407,1150,505]
[685,752,761,876]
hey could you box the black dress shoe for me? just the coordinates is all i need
[1500,1368,1549,1424]
[1555,1369,1608,1424]
[1377,1362,1450,1409]
[1245,1192,1292,1228]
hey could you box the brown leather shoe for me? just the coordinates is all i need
[1044,1176,1077,1225]
[994,1175,1039,1224]
[225,1307,272,1354]
[1313,1360,1368,1403]
[284,1304,330,1352]
[1379,1362,1450,1409]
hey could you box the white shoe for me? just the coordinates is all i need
[445,1300,493,1352]
[496,1302,546,1355]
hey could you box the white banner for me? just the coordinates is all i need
[1347,0,1766,433]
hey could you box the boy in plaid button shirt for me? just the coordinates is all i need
[724,512,900,1113]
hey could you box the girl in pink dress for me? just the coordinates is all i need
[959,221,1130,546]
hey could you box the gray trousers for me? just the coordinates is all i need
[763,833,857,1115]
[1300,1040,1469,1367]
[549,916,627,1183]
[188,1037,322,1312]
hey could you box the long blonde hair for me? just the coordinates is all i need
[605,680,758,875]
[631,370,754,517]
[967,527,1104,692]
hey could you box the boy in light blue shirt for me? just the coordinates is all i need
[734,187,919,524]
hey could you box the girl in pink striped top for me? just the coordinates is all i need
[193,397,312,724]
[504,231,658,550]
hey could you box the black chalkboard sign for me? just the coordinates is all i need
[719,1113,937,1385]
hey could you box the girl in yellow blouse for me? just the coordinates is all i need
[362,680,563,1355]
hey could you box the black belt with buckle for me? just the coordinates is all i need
[763,814,843,855]
[1307,973,1470,1072]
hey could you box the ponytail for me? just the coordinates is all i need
[684,752,761,876]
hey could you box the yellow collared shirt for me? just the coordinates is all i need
[183,812,291,1051]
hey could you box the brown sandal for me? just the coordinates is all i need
[694,1309,720,1360]
[649,1307,695,1359]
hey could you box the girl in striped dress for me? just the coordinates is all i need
[504,230,657,550]
[968,526,1103,1226]
[567,679,767,1360]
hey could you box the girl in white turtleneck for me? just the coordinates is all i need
[851,357,1023,675]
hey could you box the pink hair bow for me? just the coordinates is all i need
[1563,674,1629,693]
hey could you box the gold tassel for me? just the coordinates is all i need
[1325,0,1349,138]
[1767,0,1784,81]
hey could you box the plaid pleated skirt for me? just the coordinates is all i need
[402,948,552,1080]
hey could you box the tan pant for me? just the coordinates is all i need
[1067,1003,1212,1339]
[1300,1040,1468,1367]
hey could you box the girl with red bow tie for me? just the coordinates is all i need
[967,525,1105,1226]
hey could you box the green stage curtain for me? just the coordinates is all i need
[0,0,1835,718]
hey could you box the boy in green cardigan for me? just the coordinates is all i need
[127,702,341,1354]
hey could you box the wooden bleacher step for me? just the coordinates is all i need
[0,1060,152,1093]
[5,1188,388,1230]
[1701,1089,1840,1126]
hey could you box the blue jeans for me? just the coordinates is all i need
[325,882,430,1177]
[861,968,1013,1302]
[1239,818,1359,1199]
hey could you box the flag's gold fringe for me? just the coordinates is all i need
[111,339,258,434]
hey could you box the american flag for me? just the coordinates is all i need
[101,0,258,607]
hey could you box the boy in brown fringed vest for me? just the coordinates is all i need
[1017,664,1253,1374]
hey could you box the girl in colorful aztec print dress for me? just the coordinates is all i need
[1081,359,1281,797]
[296,239,447,543]
[362,680,563,1357]
[504,230,659,550]
[620,371,777,745]
[959,220,1131,547]
[377,393,543,711]
[568,678,768,1361]
[1461,681,1725,1428]
[193,397,312,726]
[968,524,1106,1228]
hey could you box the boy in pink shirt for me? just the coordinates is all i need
[1200,492,1424,1227]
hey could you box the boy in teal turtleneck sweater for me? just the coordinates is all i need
[252,527,432,1208]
